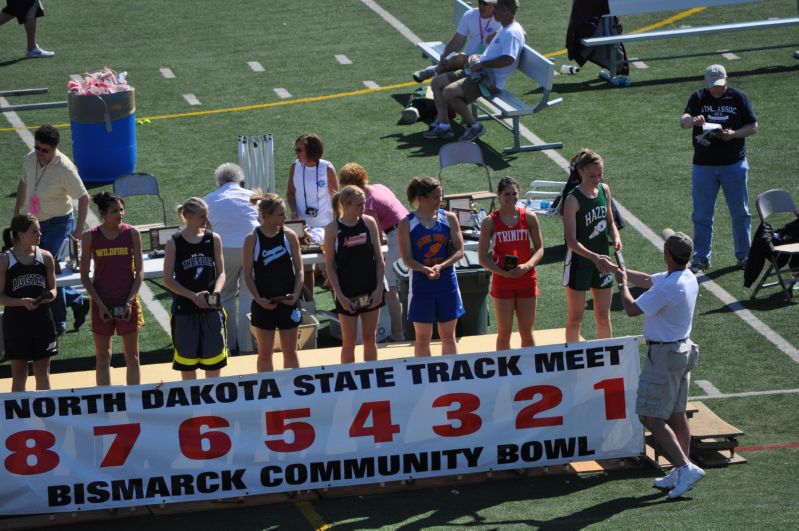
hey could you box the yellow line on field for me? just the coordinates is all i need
[294,499,332,530]
[0,8,707,133]
[543,6,707,58]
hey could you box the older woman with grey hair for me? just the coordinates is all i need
[203,163,259,353]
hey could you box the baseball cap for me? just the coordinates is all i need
[479,0,498,4]
[662,229,694,263]
[705,64,727,88]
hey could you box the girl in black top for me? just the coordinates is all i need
[242,192,304,372]
[323,185,385,364]
[163,197,227,379]
[0,214,57,392]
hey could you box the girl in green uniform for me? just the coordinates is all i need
[563,149,622,343]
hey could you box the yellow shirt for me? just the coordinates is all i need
[22,149,88,222]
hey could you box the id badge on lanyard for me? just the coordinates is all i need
[29,195,41,216]
[476,43,487,54]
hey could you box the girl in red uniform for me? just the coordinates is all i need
[80,192,144,386]
[478,177,544,350]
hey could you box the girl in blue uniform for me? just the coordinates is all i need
[242,193,304,372]
[323,185,385,364]
[397,177,465,356]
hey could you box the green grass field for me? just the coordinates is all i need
[2,0,798,528]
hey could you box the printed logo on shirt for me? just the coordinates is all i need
[95,246,129,257]
[495,228,528,243]
[291,308,302,323]
[343,232,368,248]
[416,233,448,266]
[317,179,326,188]
[261,245,287,266]
[589,220,608,240]
[12,273,46,292]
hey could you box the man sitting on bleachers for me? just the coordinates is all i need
[423,0,524,142]
[411,0,499,83]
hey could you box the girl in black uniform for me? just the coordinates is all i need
[323,185,385,364]
[163,197,227,380]
[242,193,304,372]
[0,214,57,391]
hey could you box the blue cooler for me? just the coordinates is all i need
[68,90,136,183]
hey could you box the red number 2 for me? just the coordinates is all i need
[514,385,564,429]
[4,430,60,475]
[93,423,141,467]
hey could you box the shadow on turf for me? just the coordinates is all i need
[323,470,671,530]
[0,346,173,378]
[551,64,799,95]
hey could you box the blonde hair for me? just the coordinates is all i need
[176,197,208,223]
[250,189,286,218]
[572,148,604,182]
[339,162,369,190]
[331,185,365,219]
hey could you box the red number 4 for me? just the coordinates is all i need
[349,401,400,443]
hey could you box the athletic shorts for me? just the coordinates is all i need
[4,333,57,361]
[250,300,303,330]
[443,70,483,105]
[2,0,43,23]
[407,288,465,324]
[335,291,386,317]
[91,297,144,336]
[563,258,613,291]
[171,311,228,371]
[636,340,699,420]
[491,269,539,299]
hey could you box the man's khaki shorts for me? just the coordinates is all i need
[443,70,483,104]
[636,340,699,420]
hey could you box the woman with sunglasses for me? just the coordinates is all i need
[286,133,339,300]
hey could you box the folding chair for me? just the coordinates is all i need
[113,172,168,230]
[751,189,799,301]
[438,141,494,210]
[524,179,566,216]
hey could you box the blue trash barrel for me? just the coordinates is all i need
[68,90,136,183]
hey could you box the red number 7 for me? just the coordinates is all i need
[93,423,141,468]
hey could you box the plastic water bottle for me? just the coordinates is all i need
[470,210,481,230]
[478,208,487,223]
[527,199,551,210]
[560,64,580,75]
[598,69,630,87]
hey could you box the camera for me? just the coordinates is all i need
[111,306,126,319]
[205,293,220,308]
[349,294,371,310]
[305,207,319,218]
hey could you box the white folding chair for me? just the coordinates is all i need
[438,141,494,196]
[751,189,799,301]
[113,172,168,230]
[524,179,566,216]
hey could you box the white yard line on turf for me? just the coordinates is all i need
[248,61,265,73]
[695,379,722,397]
[363,80,381,89]
[690,387,799,400]
[363,0,799,364]
[0,101,171,334]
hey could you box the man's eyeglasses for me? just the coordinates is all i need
[294,147,305,153]
[34,145,53,154]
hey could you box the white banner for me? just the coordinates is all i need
[0,337,643,515]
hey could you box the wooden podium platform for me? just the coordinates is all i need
[1,329,570,393]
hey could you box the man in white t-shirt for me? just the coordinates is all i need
[423,0,524,142]
[204,163,259,354]
[615,229,706,499]
[412,0,499,83]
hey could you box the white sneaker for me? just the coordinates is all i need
[27,46,55,58]
[459,122,486,142]
[668,464,705,498]
[653,468,677,490]
[413,65,437,83]
[423,124,454,139]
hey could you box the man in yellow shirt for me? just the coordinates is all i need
[15,125,89,334]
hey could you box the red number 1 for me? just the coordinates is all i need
[594,378,627,420]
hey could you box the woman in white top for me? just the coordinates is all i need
[286,133,339,300]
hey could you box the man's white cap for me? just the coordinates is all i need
[705,64,727,88]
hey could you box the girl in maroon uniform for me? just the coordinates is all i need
[80,192,144,385]
[478,177,544,350]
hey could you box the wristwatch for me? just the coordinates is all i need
[617,282,626,289]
